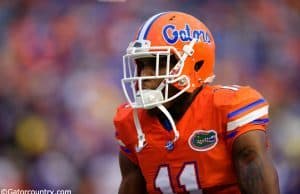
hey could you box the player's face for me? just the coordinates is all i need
[136,57,165,90]
[135,55,177,90]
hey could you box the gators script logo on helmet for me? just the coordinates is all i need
[163,24,211,44]
[122,11,215,109]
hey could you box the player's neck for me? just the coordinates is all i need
[168,86,203,121]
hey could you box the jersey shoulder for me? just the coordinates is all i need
[211,85,267,109]
[114,103,133,125]
[114,103,141,163]
[211,85,269,136]
[113,103,137,146]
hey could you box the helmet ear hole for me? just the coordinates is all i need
[194,60,204,72]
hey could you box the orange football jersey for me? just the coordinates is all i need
[114,85,269,194]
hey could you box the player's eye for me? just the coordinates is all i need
[135,55,178,76]
[135,58,155,75]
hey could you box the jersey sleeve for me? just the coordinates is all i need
[214,86,269,149]
[113,103,139,164]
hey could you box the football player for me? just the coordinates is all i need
[114,11,280,194]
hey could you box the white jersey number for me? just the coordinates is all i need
[154,162,202,194]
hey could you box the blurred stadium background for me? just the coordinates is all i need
[0,0,299,193]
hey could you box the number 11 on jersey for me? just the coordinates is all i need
[154,162,203,194]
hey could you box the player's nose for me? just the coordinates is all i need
[140,64,162,89]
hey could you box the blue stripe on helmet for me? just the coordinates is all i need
[137,12,168,40]
[136,23,145,40]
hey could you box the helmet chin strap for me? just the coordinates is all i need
[157,104,179,146]
[133,103,179,152]
[133,88,180,152]
[133,108,147,152]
